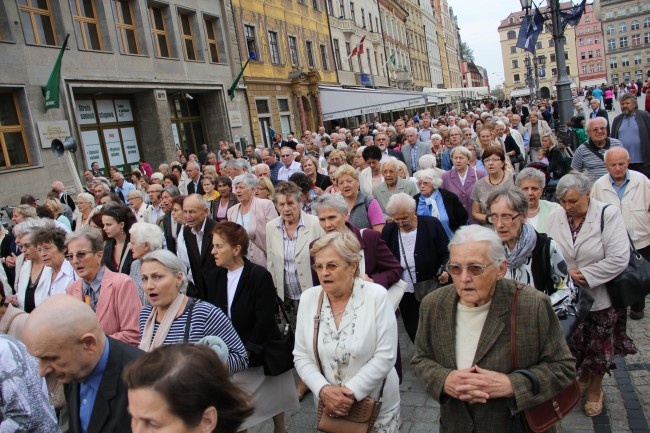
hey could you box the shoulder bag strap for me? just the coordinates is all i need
[600,204,638,252]
[509,283,524,370]
[277,295,292,328]
[313,290,325,374]
[183,298,196,343]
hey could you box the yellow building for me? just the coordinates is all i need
[232,0,338,147]
[402,0,431,90]
[498,5,579,99]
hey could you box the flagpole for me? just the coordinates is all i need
[43,33,70,112]
[227,58,250,101]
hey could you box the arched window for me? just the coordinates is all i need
[507,30,517,40]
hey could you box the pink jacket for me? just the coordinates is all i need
[67,268,141,346]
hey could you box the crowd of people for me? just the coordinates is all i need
[0,90,649,433]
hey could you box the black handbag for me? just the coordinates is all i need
[600,206,650,307]
[398,230,441,302]
[552,280,594,339]
[262,296,295,376]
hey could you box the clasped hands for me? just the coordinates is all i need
[444,365,514,404]
[319,385,356,417]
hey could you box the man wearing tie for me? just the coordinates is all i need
[112,172,135,204]
[185,161,204,195]
[589,98,610,136]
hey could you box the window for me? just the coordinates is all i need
[511,59,518,68]
[620,36,628,48]
[70,0,103,50]
[244,25,257,60]
[564,51,569,60]
[636,70,643,80]
[606,25,614,35]
[114,0,138,54]
[536,41,542,49]
[338,0,345,18]
[634,54,642,65]
[333,38,342,69]
[551,67,557,77]
[588,50,593,58]
[548,39,555,47]
[645,17,650,28]
[320,43,328,70]
[579,38,584,46]
[632,34,640,45]
[345,42,353,70]
[611,73,619,85]
[586,37,591,45]
[595,36,600,44]
[178,12,197,61]
[268,31,280,64]
[610,57,617,68]
[607,39,616,49]
[631,20,640,30]
[149,5,170,57]
[596,49,601,57]
[645,32,650,44]
[507,30,516,40]
[306,40,315,67]
[366,50,372,74]
[566,66,570,75]
[550,53,556,62]
[624,72,630,82]
[204,17,223,63]
[589,64,594,73]
[0,92,30,169]
[513,73,520,83]
[288,36,299,65]
[510,46,516,54]
[586,15,591,23]
[277,98,291,136]
[350,2,355,22]
[581,51,586,59]
[360,8,365,28]
[312,0,319,10]
[582,65,587,74]
[597,62,603,72]
[620,22,627,33]
[18,0,57,45]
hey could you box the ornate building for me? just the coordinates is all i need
[402,0,432,90]
[378,0,413,89]
[576,3,607,88]
[421,0,444,88]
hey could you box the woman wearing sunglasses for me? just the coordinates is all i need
[412,225,576,432]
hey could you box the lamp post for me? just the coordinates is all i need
[524,56,535,101]
[535,55,546,99]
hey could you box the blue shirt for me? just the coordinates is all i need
[417,190,453,240]
[79,338,110,433]
[610,170,630,201]
[617,115,642,163]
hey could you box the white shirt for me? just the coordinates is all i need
[226,266,245,318]
[277,161,303,182]
[50,260,77,295]
[191,218,207,252]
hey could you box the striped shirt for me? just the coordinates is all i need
[139,300,248,373]
[278,218,305,300]
[571,138,622,182]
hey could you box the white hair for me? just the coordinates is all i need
[129,222,164,250]
[385,192,416,216]
[418,154,437,169]
[449,225,506,264]
[413,168,443,189]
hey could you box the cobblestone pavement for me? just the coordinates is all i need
[249,299,649,433]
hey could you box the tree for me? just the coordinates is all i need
[491,84,505,100]
[459,41,474,63]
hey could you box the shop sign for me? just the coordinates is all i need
[104,129,125,170]
[97,100,117,124]
[115,100,134,122]
[82,130,105,170]
[76,100,97,125]
[37,121,71,148]
[229,110,243,128]
[122,127,140,164]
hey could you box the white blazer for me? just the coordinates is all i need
[293,279,399,413]
[15,261,55,310]
[134,202,152,224]
[266,212,325,300]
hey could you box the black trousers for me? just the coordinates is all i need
[399,292,421,343]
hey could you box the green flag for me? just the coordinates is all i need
[43,34,70,112]
[389,52,396,65]
[227,58,251,101]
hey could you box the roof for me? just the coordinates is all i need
[497,2,574,30]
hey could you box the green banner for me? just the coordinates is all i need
[227,58,250,101]
[43,34,70,112]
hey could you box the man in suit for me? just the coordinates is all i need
[65,227,141,346]
[374,132,404,163]
[159,185,181,252]
[610,93,650,179]
[185,161,204,195]
[401,127,432,176]
[182,194,217,299]
[588,98,610,136]
[514,99,529,125]
[23,295,143,433]
[51,180,76,212]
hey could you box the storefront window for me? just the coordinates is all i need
[169,96,204,156]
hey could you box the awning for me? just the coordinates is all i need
[423,87,490,99]
[510,88,533,98]
[319,86,435,121]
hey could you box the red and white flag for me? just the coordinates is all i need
[348,36,366,59]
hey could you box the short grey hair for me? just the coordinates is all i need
[451,146,472,160]
[404,126,418,136]
[414,168,443,189]
[418,154,437,169]
[309,231,361,277]
[184,193,210,210]
[65,226,104,252]
[232,172,258,190]
[162,185,181,198]
[585,116,607,132]
[223,158,245,171]
[486,188,529,215]
[516,167,546,189]
[253,163,270,175]
[556,172,592,198]
[604,147,629,162]
[129,222,164,251]
[363,136,374,145]
[449,225,505,264]
[151,172,164,182]
[273,181,303,205]
[140,249,188,293]
[313,193,348,216]
[128,189,143,200]
[618,93,637,106]
[380,156,400,171]
[431,133,442,141]
[77,192,95,205]
[13,218,47,238]
[386,193,417,216]
[186,161,201,171]
[448,126,462,135]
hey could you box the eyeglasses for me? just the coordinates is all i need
[392,216,412,225]
[488,213,521,224]
[19,242,31,250]
[65,250,95,261]
[446,263,493,277]
[484,158,502,164]
[311,262,344,273]
[281,154,292,158]
[589,127,607,132]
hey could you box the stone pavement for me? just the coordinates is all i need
[249,298,650,433]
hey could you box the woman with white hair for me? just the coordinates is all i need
[75,192,96,231]
[129,222,164,304]
[127,190,152,223]
[441,146,486,224]
[373,157,419,217]
[227,173,278,267]
[414,169,468,239]
[515,167,561,233]
[430,133,445,168]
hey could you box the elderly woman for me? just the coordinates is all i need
[32,226,76,297]
[441,146,486,223]
[541,132,567,184]
[471,146,514,225]
[127,190,151,223]
[525,111,553,162]
[125,344,253,433]
[128,222,164,304]
[294,231,401,432]
[412,225,576,432]
[44,198,71,231]
[302,154,332,194]
[381,193,449,342]
[102,205,136,275]
[373,157,418,217]
[414,169,467,239]
[547,173,636,416]
[516,167,561,234]
[138,249,248,374]
[75,192,96,231]
[214,176,238,221]
[335,164,385,232]
[227,173,278,267]
[255,176,274,201]
[208,222,300,433]
[486,188,568,295]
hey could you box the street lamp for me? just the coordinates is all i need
[536,55,546,99]
[524,56,535,101]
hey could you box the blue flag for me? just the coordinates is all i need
[560,0,587,32]
[516,7,546,54]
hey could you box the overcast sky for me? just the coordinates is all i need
[450,0,525,87]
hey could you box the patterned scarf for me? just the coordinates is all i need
[504,223,537,270]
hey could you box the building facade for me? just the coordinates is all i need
[446,8,463,88]
[499,4,579,99]
[403,0,431,90]
[599,0,650,87]
[421,0,444,88]
[378,0,412,90]
[461,61,484,88]
[433,0,462,88]
[232,0,338,147]
[0,0,251,204]
[576,4,607,88]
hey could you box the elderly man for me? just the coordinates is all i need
[181,194,217,300]
[277,146,303,181]
[574,101,586,119]
[418,117,433,143]
[146,183,164,224]
[185,161,204,195]
[65,227,141,346]
[591,147,650,319]
[571,117,623,181]
[253,162,271,179]
[111,173,134,204]
[51,180,76,212]
[402,127,433,176]
[588,98,610,136]
[23,295,142,433]
[373,156,418,216]
[93,181,111,205]
[611,93,650,179]
[127,190,151,223]
[222,158,245,179]
[261,148,282,184]
[510,114,529,153]
[374,132,404,162]
[357,122,371,142]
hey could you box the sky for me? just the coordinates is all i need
[449,0,526,87]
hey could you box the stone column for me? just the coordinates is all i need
[312,90,323,127]
[293,90,309,133]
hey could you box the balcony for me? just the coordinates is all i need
[329,16,354,34]
[367,32,383,45]
[394,70,412,82]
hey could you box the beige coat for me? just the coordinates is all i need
[227,197,278,267]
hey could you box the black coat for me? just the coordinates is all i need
[161,212,177,253]
[413,188,468,233]
[187,175,205,195]
[315,172,333,190]
[65,337,143,433]
[381,215,450,284]
[102,237,134,275]
[207,259,280,367]
[183,218,218,300]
